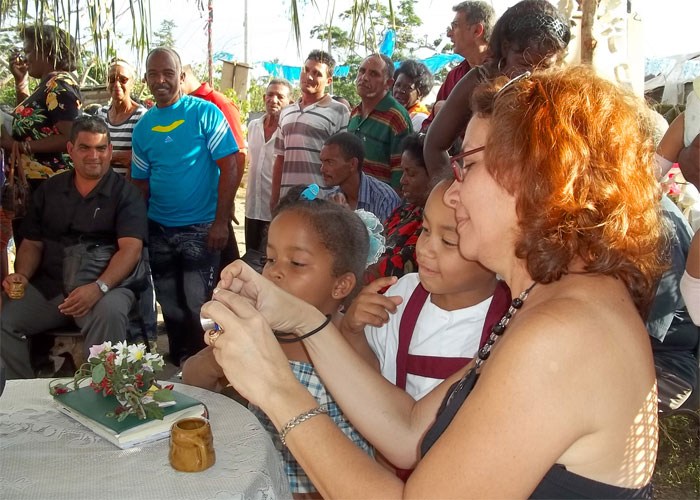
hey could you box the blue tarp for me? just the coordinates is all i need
[261,53,464,82]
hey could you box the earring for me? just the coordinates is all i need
[497,58,506,73]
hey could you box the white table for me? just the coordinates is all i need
[0,380,291,500]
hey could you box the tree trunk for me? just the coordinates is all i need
[580,0,598,64]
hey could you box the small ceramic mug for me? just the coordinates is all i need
[169,417,216,472]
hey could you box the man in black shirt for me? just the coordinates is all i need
[1,116,147,379]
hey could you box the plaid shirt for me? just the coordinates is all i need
[328,172,401,222]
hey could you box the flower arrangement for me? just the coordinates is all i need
[49,341,175,421]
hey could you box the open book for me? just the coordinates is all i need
[54,387,207,449]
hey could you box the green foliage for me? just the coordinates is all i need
[153,19,176,49]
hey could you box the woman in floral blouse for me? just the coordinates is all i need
[1,24,81,177]
[366,133,433,282]
[1,24,81,246]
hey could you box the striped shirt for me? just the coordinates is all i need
[328,172,402,223]
[348,92,412,188]
[274,94,349,196]
[97,104,147,175]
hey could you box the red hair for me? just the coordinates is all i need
[473,66,667,311]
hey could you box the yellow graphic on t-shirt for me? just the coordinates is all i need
[151,120,185,133]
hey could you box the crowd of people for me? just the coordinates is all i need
[0,0,699,498]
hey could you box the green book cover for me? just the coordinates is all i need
[54,387,207,448]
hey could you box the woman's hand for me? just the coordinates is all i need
[201,288,299,407]
[217,260,326,335]
[340,276,403,336]
[9,51,28,83]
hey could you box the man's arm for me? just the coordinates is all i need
[231,151,246,222]
[269,154,285,212]
[424,69,481,178]
[209,153,237,250]
[678,133,700,189]
[58,237,142,318]
[1,239,43,294]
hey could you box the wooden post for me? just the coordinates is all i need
[208,0,214,86]
[580,0,598,64]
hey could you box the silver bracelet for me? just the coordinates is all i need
[279,406,328,446]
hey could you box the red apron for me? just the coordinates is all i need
[393,280,511,480]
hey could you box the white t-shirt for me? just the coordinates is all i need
[245,116,277,221]
[365,273,494,400]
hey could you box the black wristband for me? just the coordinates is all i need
[274,314,332,343]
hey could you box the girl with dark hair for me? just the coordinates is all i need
[424,0,570,176]
[184,185,380,496]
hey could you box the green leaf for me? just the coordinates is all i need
[144,402,164,420]
[91,363,105,384]
[153,388,174,402]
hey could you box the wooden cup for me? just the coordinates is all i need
[8,281,24,300]
[169,417,215,472]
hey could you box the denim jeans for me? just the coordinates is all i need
[148,220,220,364]
[127,258,158,343]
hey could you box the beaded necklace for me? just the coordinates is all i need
[446,281,537,406]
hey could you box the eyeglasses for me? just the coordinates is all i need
[450,146,485,182]
[447,21,478,32]
[393,83,417,94]
[108,75,130,85]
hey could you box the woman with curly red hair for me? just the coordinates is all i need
[200,66,666,499]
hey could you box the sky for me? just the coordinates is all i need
[135,0,699,72]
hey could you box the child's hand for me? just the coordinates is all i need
[341,276,404,336]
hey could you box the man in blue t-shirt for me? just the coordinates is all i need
[131,47,238,365]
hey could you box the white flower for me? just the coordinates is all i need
[115,352,126,366]
[113,341,128,355]
[127,344,146,363]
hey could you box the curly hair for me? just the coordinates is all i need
[488,0,570,64]
[394,60,434,99]
[273,186,370,302]
[22,24,79,72]
[472,66,667,311]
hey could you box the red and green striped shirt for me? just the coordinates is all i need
[348,92,412,188]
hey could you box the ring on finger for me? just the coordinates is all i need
[208,329,223,345]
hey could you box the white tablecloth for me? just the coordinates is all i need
[0,380,291,500]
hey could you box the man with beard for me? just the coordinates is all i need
[131,47,238,366]
[269,50,349,210]
[348,54,412,190]
[244,78,292,253]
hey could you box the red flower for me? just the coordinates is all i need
[41,126,53,134]
[20,107,34,117]
[54,387,68,394]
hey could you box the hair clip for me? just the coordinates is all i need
[301,184,320,201]
[355,209,386,266]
